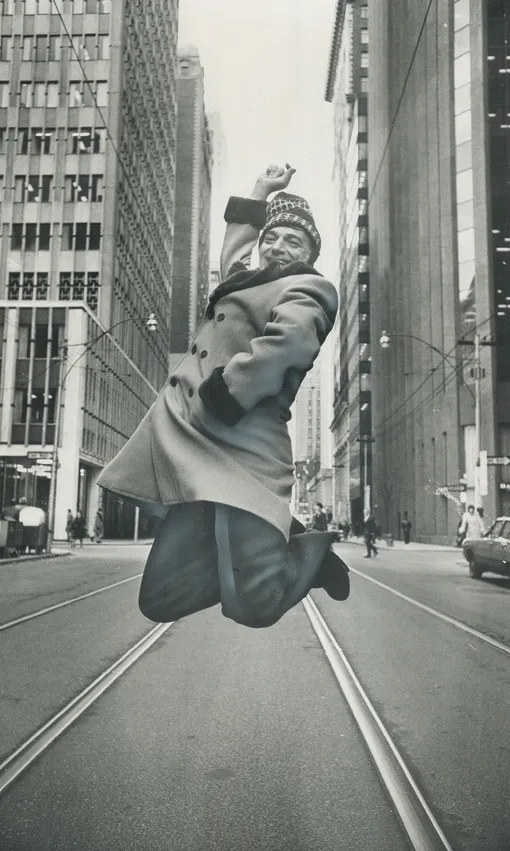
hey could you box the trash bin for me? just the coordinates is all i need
[18,506,47,554]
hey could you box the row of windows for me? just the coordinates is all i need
[0,0,111,14]
[10,222,102,250]
[0,34,110,62]
[5,174,104,202]
[8,271,100,310]
[0,127,107,155]
[0,80,109,109]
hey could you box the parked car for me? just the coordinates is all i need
[462,516,510,579]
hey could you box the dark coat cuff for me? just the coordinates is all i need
[198,367,247,426]
[224,196,267,229]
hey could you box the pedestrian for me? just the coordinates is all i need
[458,504,484,543]
[312,502,328,532]
[401,511,412,544]
[363,513,378,558]
[343,520,350,539]
[93,508,104,543]
[476,506,489,536]
[71,510,87,548]
[66,509,74,544]
[1,499,20,520]
[97,163,350,629]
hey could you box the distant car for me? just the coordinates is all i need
[462,516,510,579]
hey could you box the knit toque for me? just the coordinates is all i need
[258,191,321,264]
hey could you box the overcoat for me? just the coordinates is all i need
[97,205,338,542]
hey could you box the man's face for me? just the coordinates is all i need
[259,226,313,270]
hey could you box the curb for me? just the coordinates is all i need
[336,538,458,554]
[0,551,69,567]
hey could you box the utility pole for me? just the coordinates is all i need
[46,344,67,553]
[474,332,481,509]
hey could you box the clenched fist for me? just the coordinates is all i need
[251,163,297,201]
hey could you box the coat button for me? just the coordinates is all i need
[217,313,225,322]
[200,350,208,358]
[170,377,177,387]
[188,389,194,398]
[191,344,197,354]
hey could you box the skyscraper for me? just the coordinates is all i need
[0,0,179,539]
[326,0,370,529]
[170,46,212,369]
[368,0,508,542]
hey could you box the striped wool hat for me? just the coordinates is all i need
[259,192,321,264]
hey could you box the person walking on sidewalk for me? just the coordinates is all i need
[401,511,412,544]
[458,504,484,543]
[312,502,328,532]
[71,511,86,548]
[66,509,74,544]
[96,163,350,630]
[364,513,378,558]
[93,509,104,543]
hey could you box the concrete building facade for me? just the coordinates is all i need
[368,0,507,543]
[326,0,370,532]
[170,46,212,368]
[0,0,179,539]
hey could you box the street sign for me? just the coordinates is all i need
[439,484,467,492]
[27,451,53,459]
[487,456,510,466]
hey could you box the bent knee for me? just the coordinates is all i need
[221,589,285,629]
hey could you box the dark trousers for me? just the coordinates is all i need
[365,533,377,557]
[403,528,411,544]
[138,502,335,629]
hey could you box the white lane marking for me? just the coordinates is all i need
[351,569,510,657]
[0,623,171,795]
[0,575,143,632]
[303,596,454,851]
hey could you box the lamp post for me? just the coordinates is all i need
[380,329,494,509]
[46,313,158,552]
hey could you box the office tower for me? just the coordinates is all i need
[170,46,212,369]
[326,0,370,530]
[0,0,179,538]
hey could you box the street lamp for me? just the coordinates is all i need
[379,328,494,509]
[46,313,159,552]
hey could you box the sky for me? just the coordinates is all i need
[178,0,338,270]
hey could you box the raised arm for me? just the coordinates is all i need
[220,164,297,279]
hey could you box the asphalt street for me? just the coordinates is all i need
[0,541,509,851]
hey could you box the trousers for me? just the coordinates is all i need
[138,501,335,629]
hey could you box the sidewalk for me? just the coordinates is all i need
[0,538,155,566]
[340,536,458,553]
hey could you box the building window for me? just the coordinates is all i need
[62,224,73,250]
[97,35,110,59]
[20,83,32,107]
[25,224,37,251]
[22,272,35,299]
[22,36,33,60]
[8,272,20,299]
[49,36,60,60]
[0,82,9,107]
[69,81,83,106]
[59,272,72,298]
[89,223,101,249]
[11,224,23,249]
[39,224,51,250]
[96,81,108,107]
[73,272,85,298]
[1,0,14,13]
[47,83,59,107]
[0,35,12,60]
[24,0,37,12]
[36,272,49,299]
[91,174,103,201]
[70,128,104,153]
[75,223,87,250]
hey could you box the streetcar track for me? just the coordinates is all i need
[0,623,172,795]
[350,568,510,656]
[0,574,142,632]
[303,596,454,851]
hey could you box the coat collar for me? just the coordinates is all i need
[208,261,322,311]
